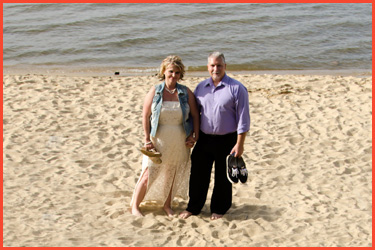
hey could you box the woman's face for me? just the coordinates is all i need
[164,64,181,85]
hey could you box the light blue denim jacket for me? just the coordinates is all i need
[150,82,193,138]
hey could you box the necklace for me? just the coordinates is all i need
[165,87,176,94]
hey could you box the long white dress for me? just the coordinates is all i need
[131,101,191,206]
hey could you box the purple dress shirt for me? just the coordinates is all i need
[194,74,250,135]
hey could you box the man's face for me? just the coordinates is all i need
[207,56,226,83]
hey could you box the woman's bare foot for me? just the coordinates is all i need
[210,213,223,220]
[131,207,144,217]
[179,210,192,219]
[163,206,175,217]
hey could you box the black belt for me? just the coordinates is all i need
[200,131,237,138]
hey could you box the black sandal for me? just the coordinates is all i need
[226,154,239,184]
[237,157,248,183]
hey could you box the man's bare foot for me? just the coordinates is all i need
[179,210,192,219]
[131,207,144,217]
[163,206,175,217]
[210,213,223,220]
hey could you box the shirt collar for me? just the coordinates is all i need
[205,73,228,87]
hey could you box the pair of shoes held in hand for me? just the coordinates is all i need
[226,153,248,184]
[140,142,162,164]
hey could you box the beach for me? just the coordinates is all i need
[3,72,372,247]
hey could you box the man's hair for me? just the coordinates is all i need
[208,51,226,64]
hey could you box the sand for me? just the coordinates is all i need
[3,72,372,247]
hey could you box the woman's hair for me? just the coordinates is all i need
[158,55,185,81]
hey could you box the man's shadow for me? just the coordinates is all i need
[224,204,286,222]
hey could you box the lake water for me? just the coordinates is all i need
[3,3,372,75]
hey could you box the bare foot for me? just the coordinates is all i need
[210,213,223,220]
[163,206,175,217]
[179,210,192,219]
[131,207,144,217]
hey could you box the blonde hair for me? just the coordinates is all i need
[157,55,185,81]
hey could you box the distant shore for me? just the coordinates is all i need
[3,65,372,78]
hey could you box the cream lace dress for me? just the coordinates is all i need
[131,101,191,206]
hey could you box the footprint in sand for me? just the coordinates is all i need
[288,137,304,145]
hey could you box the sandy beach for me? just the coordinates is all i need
[3,72,372,247]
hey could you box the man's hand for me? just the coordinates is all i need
[230,143,244,157]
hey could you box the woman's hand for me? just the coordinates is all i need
[185,135,196,148]
[144,140,155,150]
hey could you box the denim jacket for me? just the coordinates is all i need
[150,82,193,138]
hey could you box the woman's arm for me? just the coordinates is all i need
[142,86,155,149]
[187,87,200,142]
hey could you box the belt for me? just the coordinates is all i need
[200,131,237,138]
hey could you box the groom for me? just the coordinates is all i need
[180,52,250,220]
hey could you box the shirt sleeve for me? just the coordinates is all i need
[236,84,251,134]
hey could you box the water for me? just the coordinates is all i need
[3,3,372,75]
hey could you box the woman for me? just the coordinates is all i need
[130,55,200,217]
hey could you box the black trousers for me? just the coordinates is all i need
[186,131,237,215]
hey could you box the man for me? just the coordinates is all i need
[180,52,250,220]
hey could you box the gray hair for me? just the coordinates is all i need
[208,51,226,64]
